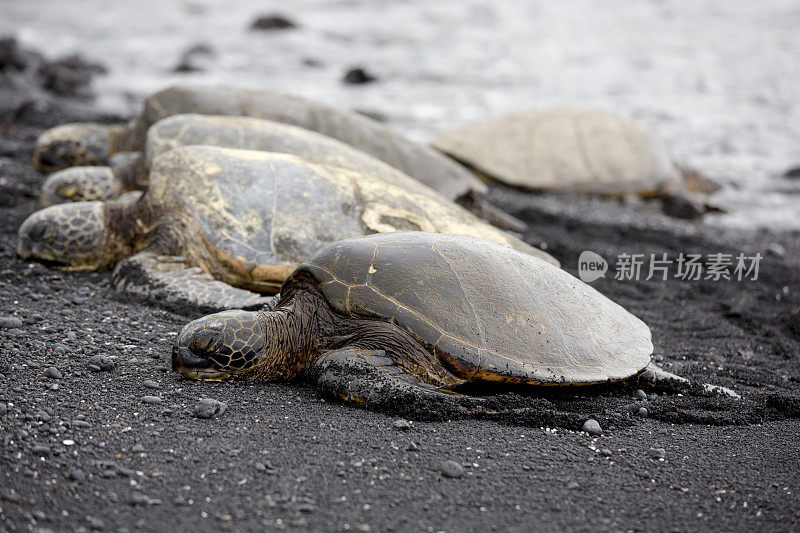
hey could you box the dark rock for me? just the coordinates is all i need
[783,166,800,179]
[173,43,215,73]
[141,395,162,405]
[635,389,647,400]
[192,398,228,419]
[342,67,378,85]
[44,366,61,379]
[73,420,91,428]
[637,407,649,418]
[31,444,50,456]
[582,419,602,436]
[250,14,297,30]
[407,441,419,452]
[87,354,114,372]
[37,54,106,98]
[440,460,464,478]
[53,344,68,357]
[0,316,22,329]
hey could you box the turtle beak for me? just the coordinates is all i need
[172,318,234,381]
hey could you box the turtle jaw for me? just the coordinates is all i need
[171,345,232,381]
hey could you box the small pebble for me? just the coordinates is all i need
[635,389,647,400]
[393,418,412,430]
[250,14,296,30]
[87,354,114,372]
[637,407,649,418]
[131,444,145,453]
[44,366,61,380]
[600,448,612,457]
[342,67,377,85]
[193,398,228,419]
[649,447,666,459]
[141,396,162,405]
[582,419,602,436]
[0,316,23,329]
[407,441,419,452]
[31,444,50,456]
[53,344,68,357]
[73,420,91,428]
[143,380,160,389]
[440,460,464,478]
[567,481,580,489]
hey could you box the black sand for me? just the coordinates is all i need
[1,66,799,532]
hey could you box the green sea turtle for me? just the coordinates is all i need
[18,146,556,310]
[432,108,718,217]
[33,84,488,206]
[172,232,738,408]
[39,114,450,207]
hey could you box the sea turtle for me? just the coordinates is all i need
[172,232,738,410]
[33,84,491,208]
[432,108,718,217]
[40,114,450,207]
[18,146,557,310]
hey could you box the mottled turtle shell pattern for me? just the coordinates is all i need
[287,232,652,384]
[145,114,438,199]
[145,147,555,293]
[433,108,680,196]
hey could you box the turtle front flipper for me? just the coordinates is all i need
[310,347,471,411]
[636,362,740,399]
[112,251,276,312]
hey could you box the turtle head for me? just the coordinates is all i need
[33,123,115,172]
[172,310,266,380]
[17,201,115,270]
[40,166,123,207]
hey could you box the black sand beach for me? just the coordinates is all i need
[1,42,800,532]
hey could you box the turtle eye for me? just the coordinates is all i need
[190,328,222,355]
[27,219,56,242]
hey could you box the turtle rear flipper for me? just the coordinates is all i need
[636,362,740,399]
[112,251,276,312]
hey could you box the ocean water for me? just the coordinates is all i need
[3,0,799,231]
